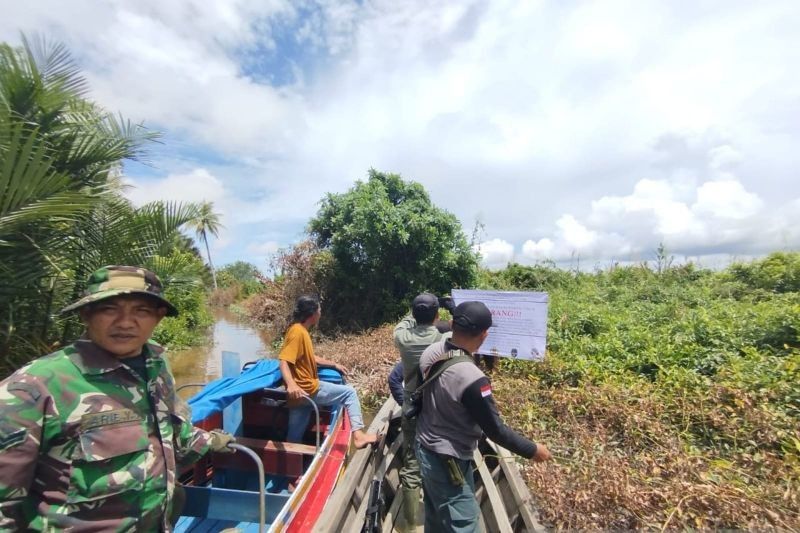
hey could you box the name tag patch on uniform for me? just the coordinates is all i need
[81,409,144,431]
[480,384,492,398]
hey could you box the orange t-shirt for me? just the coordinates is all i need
[278,323,320,396]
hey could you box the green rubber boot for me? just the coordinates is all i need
[400,486,421,532]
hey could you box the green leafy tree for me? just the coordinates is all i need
[308,169,478,330]
[55,199,209,343]
[151,250,213,348]
[219,260,262,284]
[217,260,264,300]
[727,252,800,293]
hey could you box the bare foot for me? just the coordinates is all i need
[352,430,379,449]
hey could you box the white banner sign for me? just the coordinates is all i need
[451,289,548,361]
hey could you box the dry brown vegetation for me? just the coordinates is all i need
[314,330,799,531]
[313,325,398,411]
[239,250,799,529]
[207,286,239,307]
[501,374,798,530]
[242,283,288,331]
[242,241,329,334]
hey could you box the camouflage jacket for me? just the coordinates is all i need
[0,339,214,531]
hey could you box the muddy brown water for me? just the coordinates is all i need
[169,307,276,400]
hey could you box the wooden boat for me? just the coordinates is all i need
[316,397,548,532]
[174,358,351,532]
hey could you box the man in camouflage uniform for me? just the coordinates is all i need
[393,293,453,531]
[0,265,234,531]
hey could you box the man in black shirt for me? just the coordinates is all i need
[416,301,551,532]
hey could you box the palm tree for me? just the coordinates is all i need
[55,198,210,343]
[188,201,223,288]
[0,34,174,370]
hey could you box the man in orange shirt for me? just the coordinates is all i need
[278,295,378,449]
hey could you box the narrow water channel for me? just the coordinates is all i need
[169,307,276,399]
[167,307,377,424]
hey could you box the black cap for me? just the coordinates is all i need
[452,301,493,332]
[412,293,439,311]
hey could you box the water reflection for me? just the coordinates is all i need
[169,307,276,399]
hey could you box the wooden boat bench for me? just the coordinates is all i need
[184,387,335,487]
[178,361,352,531]
[212,436,317,477]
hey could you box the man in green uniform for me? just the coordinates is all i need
[393,293,453,531]
[0,265,234,531]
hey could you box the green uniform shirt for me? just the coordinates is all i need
[394,315,451,491]
[393,316,450,397]
[0,339,213,531]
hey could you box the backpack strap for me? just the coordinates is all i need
[417,350,473,393]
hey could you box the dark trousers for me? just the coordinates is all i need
[416,443,480,533]
[399,412,422,489]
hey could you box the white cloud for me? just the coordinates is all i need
[693,180,763,219]
[557,215,598,251]
[244,240,281,268]
[124,168,253,250]
[474,238,514,269]
[1,1,306,156]
[522,238,554,260]
[515,169,793,264]
[590,179,698,236]
[125,168,225,207]
[2,1,799,267]
[246,240,280,256]
[708,145,744,170]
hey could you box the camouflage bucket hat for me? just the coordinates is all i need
[60,265,179,317]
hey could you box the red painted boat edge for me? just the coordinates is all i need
[286,408,351,531]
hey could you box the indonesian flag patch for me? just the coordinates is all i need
[480,383,492,398]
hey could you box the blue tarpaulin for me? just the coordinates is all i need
[188,359,344,423]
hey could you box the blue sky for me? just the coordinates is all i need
[2,0,799,271]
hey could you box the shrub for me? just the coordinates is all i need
[152,277,213,348]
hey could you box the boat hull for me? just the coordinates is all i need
[177,382,350,532]
[316,397,547,532]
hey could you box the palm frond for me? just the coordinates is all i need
[21,33,87,97]
[147,252,206,291]
[187,201,224,238]
[0,34,205,371]
[0,120,99,231]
